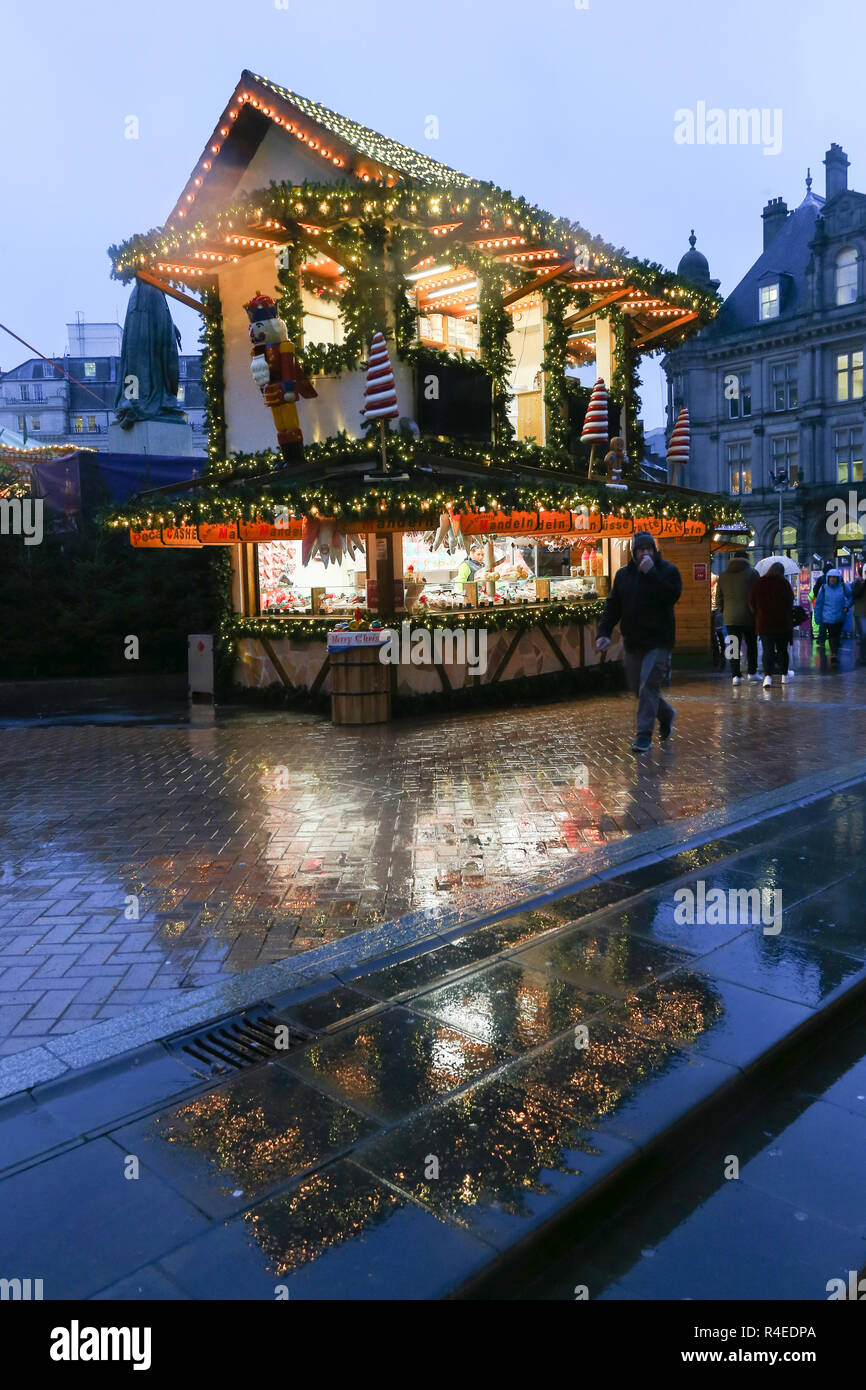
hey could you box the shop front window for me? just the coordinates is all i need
[257,537,367,616]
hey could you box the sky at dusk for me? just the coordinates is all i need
[0,0,859,428]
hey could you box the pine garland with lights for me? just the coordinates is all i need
[540,281,572,453]
[104,432,746,530]
[200,286,226,467]
[230,597,606,645]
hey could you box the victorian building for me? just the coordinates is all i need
[0,321,208,455]
[663,144,866,569]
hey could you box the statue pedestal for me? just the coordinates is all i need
[107,420,194,456]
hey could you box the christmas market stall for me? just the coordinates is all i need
[104,70,739,710]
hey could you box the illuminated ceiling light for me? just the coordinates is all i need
[405,263,452,281]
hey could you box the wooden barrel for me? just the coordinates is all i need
[330,646,391,725]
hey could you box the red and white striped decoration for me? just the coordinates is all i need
[362,331,400,421]
[580,379,609,444]
[667,407,690,465]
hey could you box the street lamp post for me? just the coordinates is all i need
[770,465,789,554]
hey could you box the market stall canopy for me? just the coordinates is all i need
[108,70,720,362]
[105,439,743,547]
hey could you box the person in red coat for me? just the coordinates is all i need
[749,562,794,688]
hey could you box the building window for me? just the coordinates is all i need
[835,426,864,483]
[84,362,96,378]
[177,385,185,402]
[30,416,40,431]
[836,349,864,400]
[836,249,858,306]
[73,417,84,433]
[727,441,752,494]
[760,283,780,320]
[19,384,29,401]
[771,526,798,551]
[17,414,26,431]
[770,434,799,485]
[86,415,97,432]
[669,373,684,415]
[726,371,751,419]
[771,361,797,411]
[33,383,43,402]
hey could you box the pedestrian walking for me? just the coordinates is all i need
[813,568,853,665]
[717,550,759,685]
[749,561,795,687]
[595,531,682,753]
[852,569,866,667]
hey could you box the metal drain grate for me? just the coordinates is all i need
[165,1004,310,1078]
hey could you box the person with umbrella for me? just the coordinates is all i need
[750,561,795,687]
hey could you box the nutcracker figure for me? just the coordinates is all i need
[244,292,317,467]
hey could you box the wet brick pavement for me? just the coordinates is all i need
[1,780,864,1299]
[0,642,864,1054]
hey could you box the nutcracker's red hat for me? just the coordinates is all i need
[244,292,279,323]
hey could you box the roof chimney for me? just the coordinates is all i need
[762,196,788,250]
[824,143,849,200]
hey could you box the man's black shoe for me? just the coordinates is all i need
[659,710,676,743]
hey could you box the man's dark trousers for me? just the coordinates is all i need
[623,648,674,736]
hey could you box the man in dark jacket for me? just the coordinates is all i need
[717,550,759,684]
[596,531,683,753]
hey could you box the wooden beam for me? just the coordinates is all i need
[136,271,214,317]
[537,622,572,673]
[563,286,631,327]
[489,627,525,684]
[501,261,574,309]
[633,312,699,347]
[309,654,332,697]
[259,637,292,689]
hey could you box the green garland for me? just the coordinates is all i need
[200,287,226,468]
[402,342,488,376]
[478,264,515,445]
[104,435,745,529]
[540,282,572,453]
[230,598,606,644]
[108,177,721,320]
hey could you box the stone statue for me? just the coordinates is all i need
[114,279,187,428]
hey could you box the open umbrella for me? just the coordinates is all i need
[755,554,799,579]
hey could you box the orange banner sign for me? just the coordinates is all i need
[570,511,603,534]
[239,519,305,542]
[632,516,663,536]
[197,522,241,544]
[130,529,163,547]
[537,509,572,533]
[161,524,202,547]
[601,515,634,537]
[457,510,539,535]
